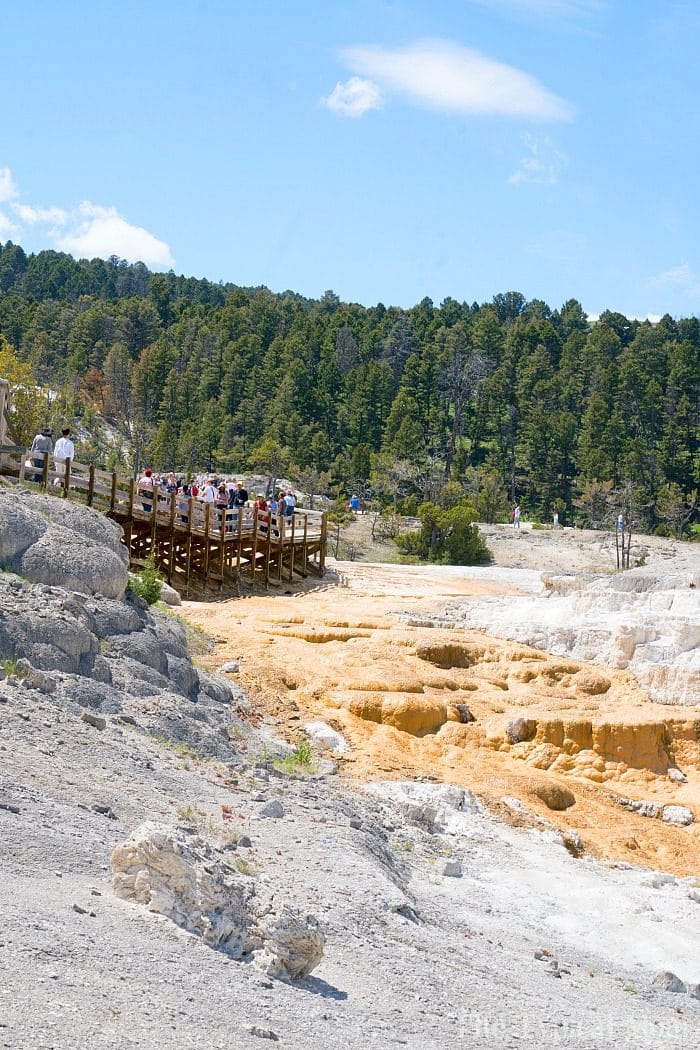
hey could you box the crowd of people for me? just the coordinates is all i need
[136,470,297,533]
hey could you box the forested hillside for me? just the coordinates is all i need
[0,240,698,532]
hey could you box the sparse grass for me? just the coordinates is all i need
[226,723,249,741]
[273,735,317,775]
[395,839,414,853]
[157,606,214,657]
[623,983,638,995]
[176,803,201,823]
[1,658,27,678]
[151,734,206,762]
[233,856,259,877]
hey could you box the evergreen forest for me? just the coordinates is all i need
[0,240,698,536]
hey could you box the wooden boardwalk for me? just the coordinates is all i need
[0,444,327,594]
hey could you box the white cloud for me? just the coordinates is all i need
[56,203,175,268]
[0,210,20,238]
[340,39,573,121]
[13,203,68,226]
[0,167,19,203]
[509,134,568,185]
[323,76,384,117]
[0,166,175,269]
[468,0,602,17]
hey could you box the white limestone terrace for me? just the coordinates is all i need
[436,565,700,705]
[370,782,700,987]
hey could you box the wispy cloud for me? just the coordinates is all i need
[0,167,19,203]
[651,263,700,291]
[509,134,568,185]
[323,76,384,118]
[468,0,603,18]
[0,167,175,269]
[338,39,573,121]
[13,203,68,226]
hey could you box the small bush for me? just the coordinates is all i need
[128,557,162,605]
[394,531,422,555]
[274,735,316,775]
[1,658,26,678]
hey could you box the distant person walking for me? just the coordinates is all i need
[30,427,53,480]
[513,504,521,530]
[53,427,75,473]
[553,511,559,529]
[617,512,624,533]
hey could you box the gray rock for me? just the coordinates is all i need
[81,710,107,730]
[199,673,234,706]
[661,805,694,827]
[652,971,687,993]
[243,1025,279,1041]
[505,718,537,744]
[0,498,47,562]
[668,767,688,784]
[19,524,128,600]
[617,798,663,819]
[686,983,700,1000]
[218,661,240,674]
[441,859,462,878]
[159,582,181,606]
[259,800,285,819]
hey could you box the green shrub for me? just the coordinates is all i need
[394,530,423,555]
[128,557,162,605]
[274,735,316,775]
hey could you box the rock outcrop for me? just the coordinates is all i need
[0,489,129,599]
[111,822,324,979]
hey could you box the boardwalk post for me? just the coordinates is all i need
[168,491,176,583]
[110,472,117,513]
[185,497,193,596]
[251,509,259,581]
[41,450,49,490]
[63,457,71,495]
[288,512,296,581]
[124,477,134,555]
[87,464,95,507]
[301,512,308,578]
[18,450,27,485]
[319,512,327,573]
[236,507,243,576]
[203,501,211,590]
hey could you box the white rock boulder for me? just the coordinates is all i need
[111,822,324,979]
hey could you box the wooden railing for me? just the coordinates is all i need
[0,444,325,544]
[0,380,12,447]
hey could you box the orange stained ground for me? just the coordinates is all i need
[180,563,700,877]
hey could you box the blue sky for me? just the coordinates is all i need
[2,0,700,319]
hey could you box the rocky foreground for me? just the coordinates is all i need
[1,491,700,1049]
